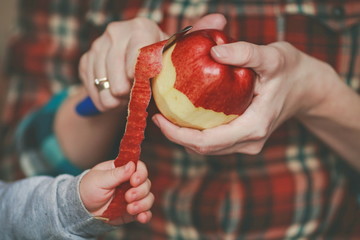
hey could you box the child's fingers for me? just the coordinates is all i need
[127,192,155,215]
[125,179,151,202]
[130,161,148,187]
[136,210,153,223]
[98,161,135,189]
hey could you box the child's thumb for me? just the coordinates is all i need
[100,162,135,189]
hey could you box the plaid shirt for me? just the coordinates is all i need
[1,0,360,239]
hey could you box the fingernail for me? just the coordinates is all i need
[152,116,160,128]
[211,45,228,58]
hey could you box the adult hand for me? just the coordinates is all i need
[80,160,154,225]
[79,13,228,113]
[79,18,167,112]
[152,16,333,155]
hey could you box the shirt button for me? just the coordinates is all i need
[331,5,345,18]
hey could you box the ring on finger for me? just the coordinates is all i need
[94,77,110,91]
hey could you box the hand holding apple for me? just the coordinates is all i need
[152,29,256,130]
[152,40,330,155]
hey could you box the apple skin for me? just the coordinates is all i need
[152,29,256,130]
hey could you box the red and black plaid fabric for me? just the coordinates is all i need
[1,0,359,239]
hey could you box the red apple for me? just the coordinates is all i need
[152,29,256,130]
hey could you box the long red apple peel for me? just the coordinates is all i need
[101,40,166,220]
[100,29,255,220]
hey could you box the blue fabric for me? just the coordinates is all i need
[16,89,82,177]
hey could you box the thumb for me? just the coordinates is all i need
[98,161,136,189]
[211,41,279,74]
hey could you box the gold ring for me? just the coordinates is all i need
[94,77,110,91]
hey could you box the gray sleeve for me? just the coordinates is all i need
[0,173,118,240]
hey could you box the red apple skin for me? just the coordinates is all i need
[172,29,256,115]
[152,29,256,129]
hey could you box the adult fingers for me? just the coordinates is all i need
[191,13,227,31]
[152,94,273,155]
[185,137,266,156]
[79,35,118,111]
[124,18,166,80]
[106,40,130,101]
[152,114,239,153]
[103,21,133,106]
[91,36,122,109]
[79,51,103,110]
[92,37,110,85]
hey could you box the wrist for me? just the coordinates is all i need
[294,57,339,121]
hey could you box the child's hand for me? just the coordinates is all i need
[79,160,154,225]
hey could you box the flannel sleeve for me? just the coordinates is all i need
[15,88,83,177]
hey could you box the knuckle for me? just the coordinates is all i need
[268,41,297,70]
[186,135,211,154]
[131,18,161,41]
[79,54,86,70]
[131,17,155,31]
[142,179,151,193]
[247,147,261,155]
[100,97,119,109]
[187,131,234,155]
[278,41,294,50]
[244,142,264,155]
[78,55,87,80]
[149,192,155,203]
[267,47,284,71]
[194,147,209,155]
[146,179,152,189]
[110,83,131,98]
[251,128,267,141]
[105,21,121,36]
[140,162,149,176]
[192,143,212,155]
[241,43,255,65]
[90,37,104,53]
[274,52,284,69]
[111,168,120,179]
[247,120,270,141]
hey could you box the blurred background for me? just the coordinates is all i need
[0,0,17,116]
[0,0,17,69]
